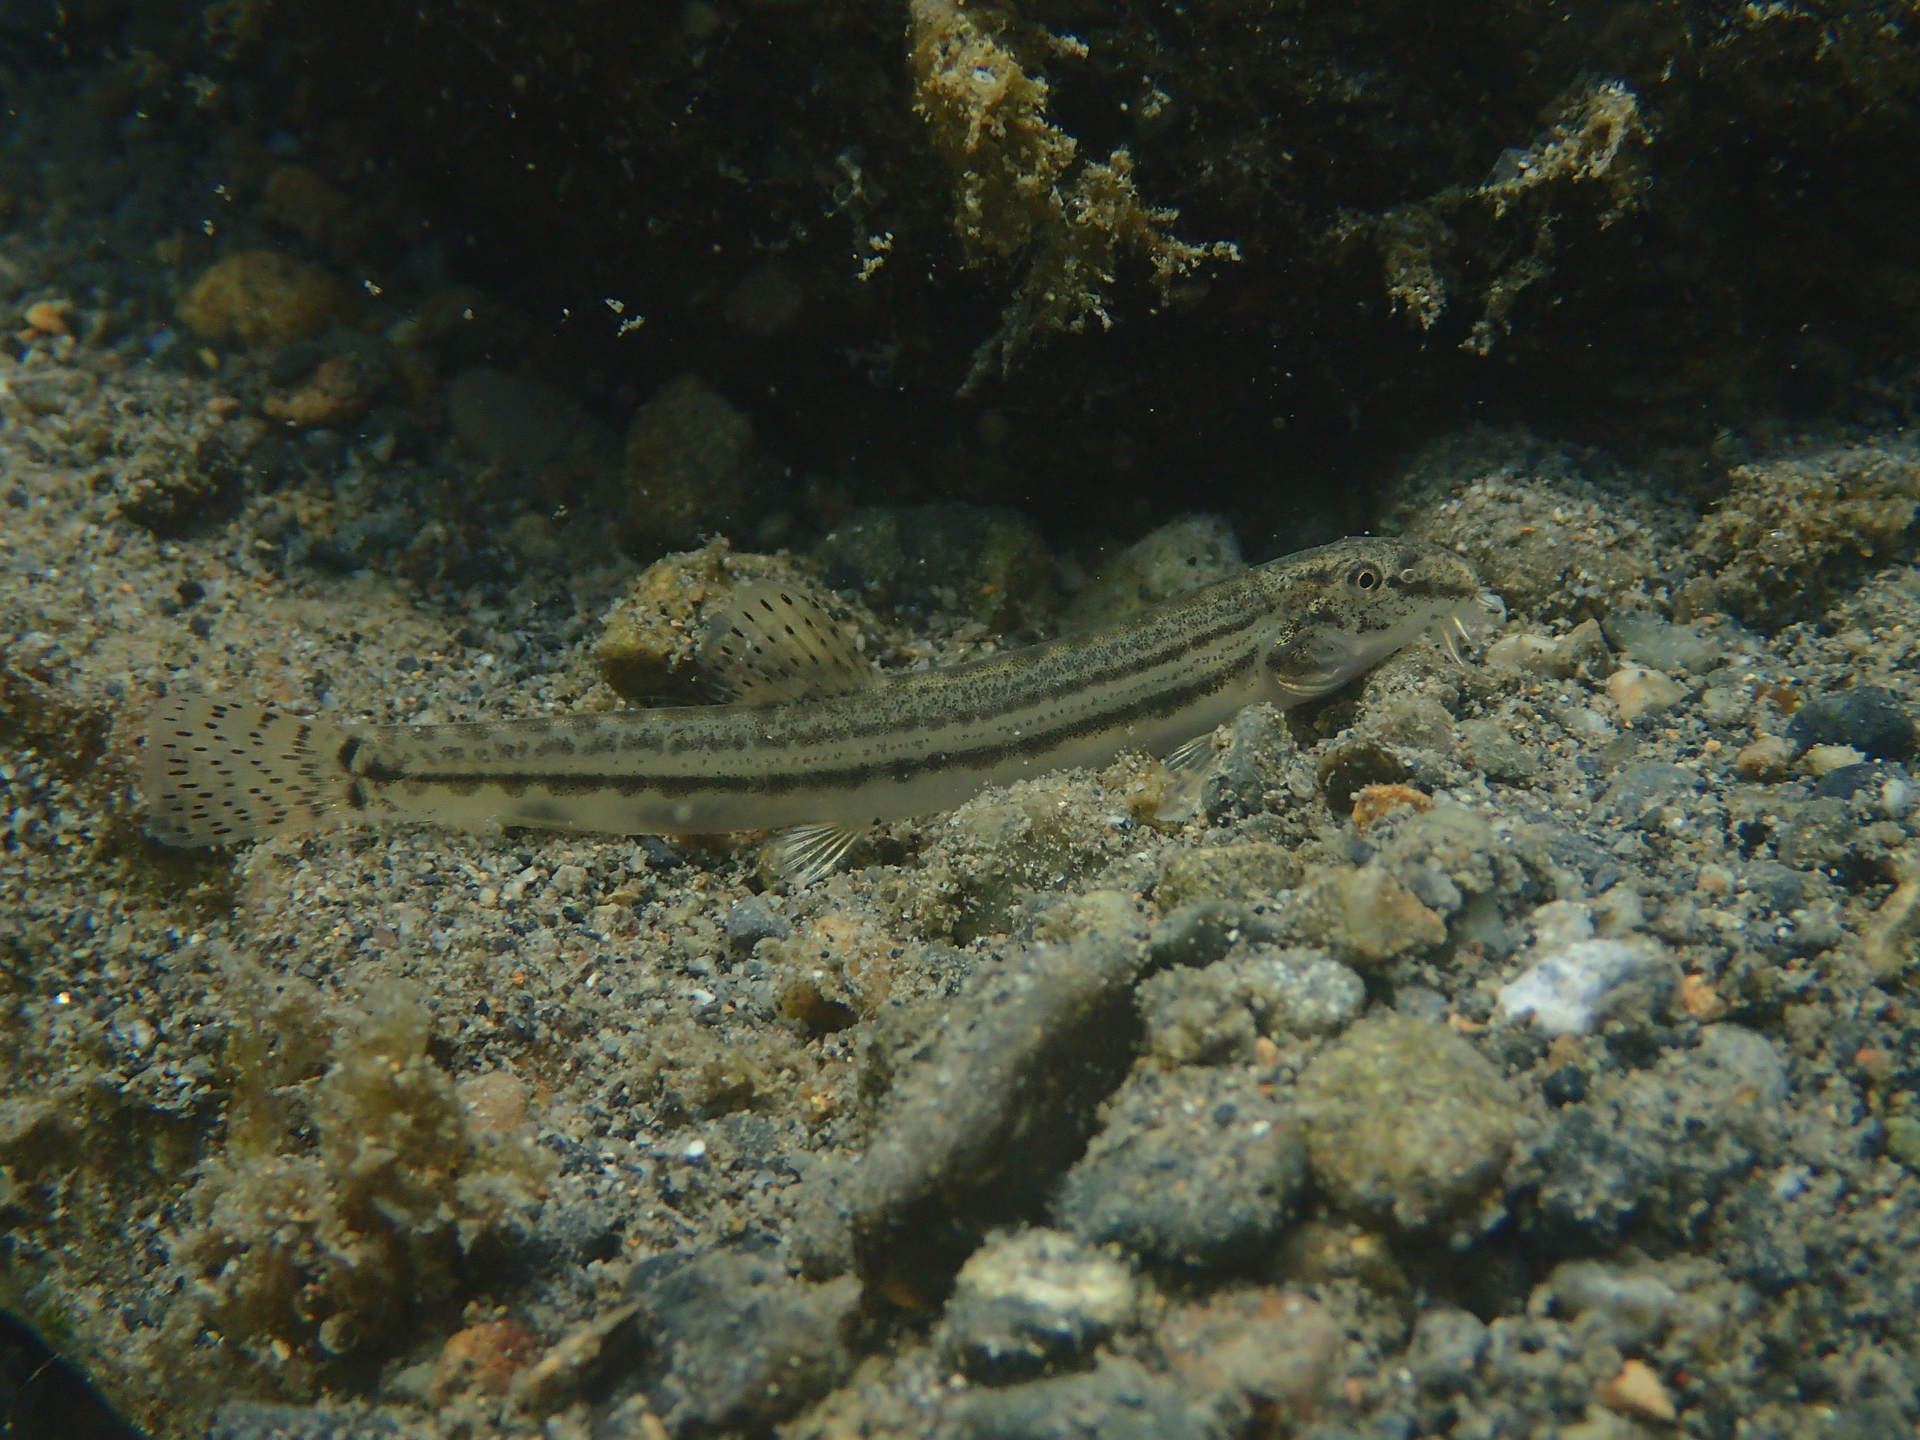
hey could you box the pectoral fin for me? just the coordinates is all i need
[763,822,869,886]
[1153,730,1221,822]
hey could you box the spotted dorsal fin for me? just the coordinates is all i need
[696,582,875,702]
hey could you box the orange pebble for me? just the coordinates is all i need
[1350,782,1433,831]
[22,298,74,336]
[1679,972,1728,1021]
[1597,1357,1676,1424]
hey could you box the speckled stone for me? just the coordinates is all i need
[1295,1016,1520,1233]
[941,1227,1136,1380]
[622,374,761,552]
[1140,946,1364,1063]
[1054,1066,1307,1267]
[626,1249,860,1434]
[958,1356,1205,1440]
[1156,841,1303,913]
[1286,863,1447,969]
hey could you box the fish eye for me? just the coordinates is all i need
[1348,564,1381,592]
[1399,567,1418,584]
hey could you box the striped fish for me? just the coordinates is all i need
[140,536,1500,882]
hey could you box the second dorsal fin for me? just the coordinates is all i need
[697,581,876,701]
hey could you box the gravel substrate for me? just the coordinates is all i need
[5,26,1920,1440]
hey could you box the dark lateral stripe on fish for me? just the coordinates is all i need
[377,653,1259,801]
[479,601,1269,764]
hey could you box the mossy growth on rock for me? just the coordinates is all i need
[173,971,548,1392]
[905,0,1238,387]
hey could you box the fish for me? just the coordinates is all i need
[138,535,1502,883]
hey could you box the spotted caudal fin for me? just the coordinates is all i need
[140,694,350,846]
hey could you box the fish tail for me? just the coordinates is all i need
[140,694,353,846]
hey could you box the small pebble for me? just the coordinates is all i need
[1733,734,1792,782]
[1801,743,1865,777]
[1596,1357,1677,1424]
[1605,664,1687,724]
[1405,1307,1487,1394]
[1812,760,1913,810]
[22,297,75,336]
[428,1318,542,1405]
[1542,1260,1678,1349]
[1602,609,1721,675]
[1286,863,1447,969]
[1158,1288,1339,1415]
[1677,971,1728,1020]
[1495,938,1670,1037]
[1350,782,1432,832]
[724,897,792,949]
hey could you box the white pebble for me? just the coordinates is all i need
[1497,939,1665,1036]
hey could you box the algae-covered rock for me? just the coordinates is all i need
[1158,1288,1341,1430]
[622,374,763,553]
[1139,945,1362,1064]
[1682,442,1920,628]
[1285,862,1447,969]
[176,249,358,349]
[1054,1065,1308,1267]
[1381,428,1690,622]
[813,501,1055,629]
[932,774,1138,941]
[1155,841,1303,913]
[1296,1016,1520,1235]
[905,0,1237,384]
[172,978,548,1382]
[1064,513,1245,630]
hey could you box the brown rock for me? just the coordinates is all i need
[1351,782,1433,832]
[623,374,759,551]
[177,249,356,349]
[1160,1287,1339,1420]
[430,1318,543,1404]
[1290,863,1447,968]
[1732,733,1792,782]
[1296,1016,1520,1233]
[262,353,376,428]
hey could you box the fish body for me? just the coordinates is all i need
[140,537,1499,868]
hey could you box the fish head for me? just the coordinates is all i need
[1257,536,1504,703]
